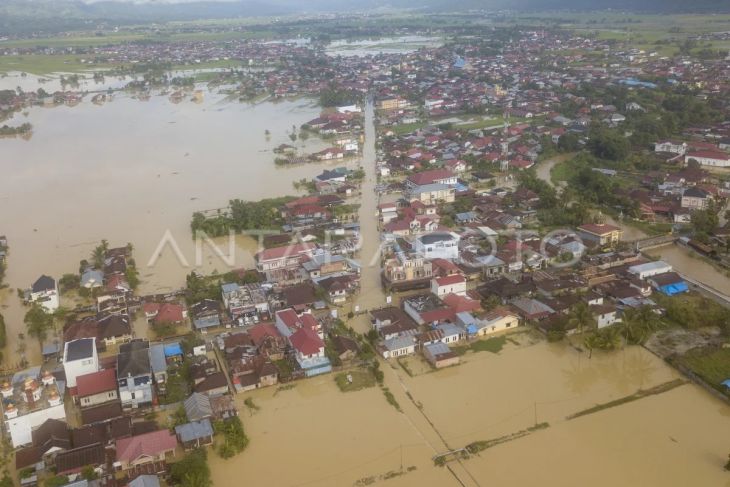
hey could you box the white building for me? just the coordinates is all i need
[654,140,687,155]
[685,151,730,167]
[336,104,361,114]
[628,261,673,280]
[63,338,99,389]
[2,368,66,447]
[29,275,59,312]
[381,336,416,359]
[413,232,460,260]
[431,275,467,297]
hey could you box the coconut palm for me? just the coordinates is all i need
[621,305,663,345]
[584,326,622,358]
[91,239,109,269]
[568,302,596,335]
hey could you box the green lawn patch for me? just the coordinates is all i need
[453,335,507,355]
[334,369,376,393]
[550,159,572,183]
[677,347,730,392]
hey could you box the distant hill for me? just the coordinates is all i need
[2,0,729,36]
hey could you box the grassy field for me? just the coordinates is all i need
[335,368,377,392]
[0,54,251,75]
[381,121,426,135]
[0,28,276,49]
[0,54,111,75]
[677,347,730,392]
[453,335,507,356]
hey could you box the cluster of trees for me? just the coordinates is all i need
[24,304,55,348]
[318,85,359,108]
[587,127,630,161]
[213,417,250,459]
[690,206,720,241]
[185,272,222,305]
[0,123,32,136]
[190,196,294,238]
[549,304,664,353]
[171,450,212,487]
[516,170,590,227]
[659,294,730,337]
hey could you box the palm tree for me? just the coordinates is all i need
[584,326,622,358]
[568,302,596,335]
[91,239,109,269]
[621,305,663,345]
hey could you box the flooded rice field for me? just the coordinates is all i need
[326,36,443,57]
[0,84,355,362]
[210,337,730,487]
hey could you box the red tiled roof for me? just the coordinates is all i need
[257,243,316,262]
[435,274,466,286]
[686,151,729,161]
[76,368,117,397]
[248,323,281,346]
[115,430,177,463]
[442,293,481,313]
[289,328,324,356]
[407,169,453,186]
[155,303,184,323]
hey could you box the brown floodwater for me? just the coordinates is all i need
[210,339,730,487]
[0,85,354,363]
[354,100,387,313]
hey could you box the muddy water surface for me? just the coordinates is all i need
[210,338,730,487]
[0,88,349,362]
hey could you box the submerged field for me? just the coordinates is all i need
[209,336,730,487]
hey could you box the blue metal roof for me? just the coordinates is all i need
[175,418,213,442]
[164,342,183,357]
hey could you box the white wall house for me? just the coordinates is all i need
[63,338,99,389]
[414,232,460,260]
[2,369,66,447]
[29,275,59,312]
[685,151,730,167]
[654,140,687,154]
[431,275,467,297]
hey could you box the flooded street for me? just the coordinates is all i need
[210,338,730,487]
[0,86,348,362]
[354,100,387,315]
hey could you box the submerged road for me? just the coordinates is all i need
[355,99,386,312]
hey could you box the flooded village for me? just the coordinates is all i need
[1,10,730,487]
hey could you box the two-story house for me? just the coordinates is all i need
[116,341,152,410]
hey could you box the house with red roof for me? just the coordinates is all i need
[274,309,321,338]
[405,169,456,189]
[76,368,119,409]
[256,242,317,273]
[114,430,177,476]
[288,327,332,377]
[685,150,730,168]
[577,223,622,247]
[442,293,481,314]
[431,274,467,297]
[143,303,186,325]
[289,328,325,361]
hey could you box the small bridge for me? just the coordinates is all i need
[629,234,678,251]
